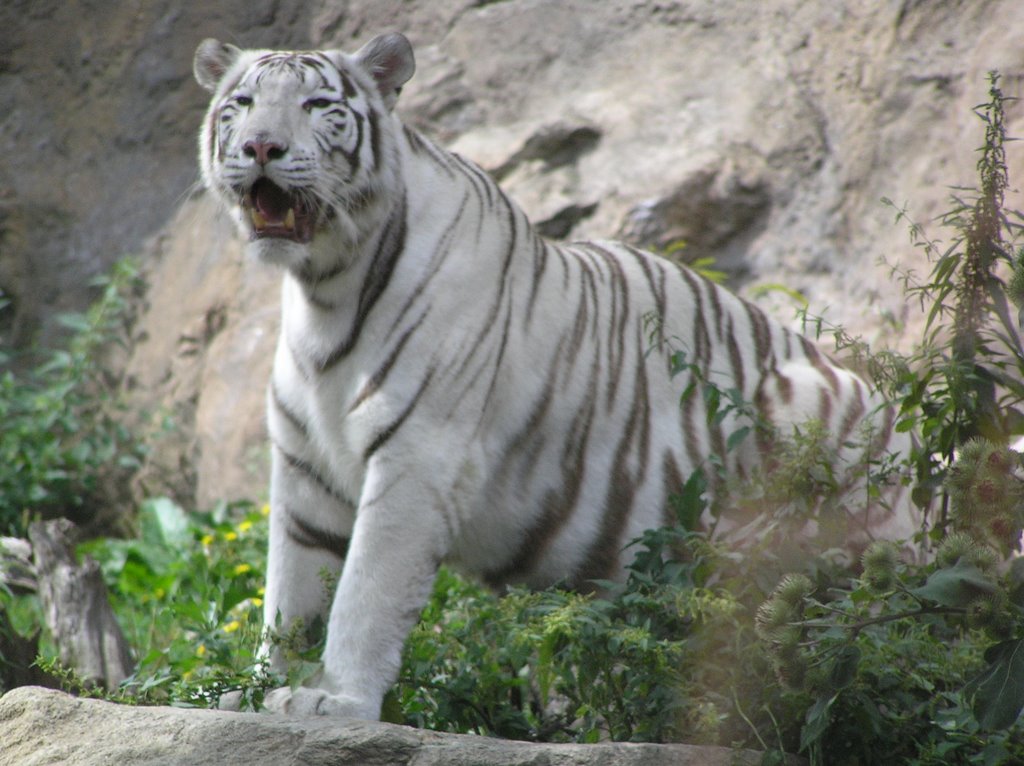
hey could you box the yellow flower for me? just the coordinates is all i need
[224,531,238,542]
[196,644,207,657]
[233,563,252,576]
[252,598,263,607]
[238,520,253,533]
[260,504,271,517]
[257,587,265,597]
[200,534,214,546]
[224,620,241,633]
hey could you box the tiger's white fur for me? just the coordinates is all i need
[193,33,923,719]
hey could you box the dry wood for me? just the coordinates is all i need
[27,519,133,691]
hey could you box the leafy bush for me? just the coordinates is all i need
[62,498,274,708]
[0,259,144,535]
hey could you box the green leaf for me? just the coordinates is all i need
[800,693,838,753]
[895,417,917,433]
[965,638,1024,730]
[910,559,997,607]
[140,497,191,548]
[828,645,861,691]
[726,425,751,453]
[670,470,707,530]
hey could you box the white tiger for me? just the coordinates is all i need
[193,33,922,719]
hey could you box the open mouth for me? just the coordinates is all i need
[243,179,316,243]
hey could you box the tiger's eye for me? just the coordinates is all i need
[304,98,333,111]
[234,95,253,107]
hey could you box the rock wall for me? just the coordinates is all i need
[0,687,803,766]
[4,1,1024,507]
[0,0,316,349]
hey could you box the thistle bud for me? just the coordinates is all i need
[966,590,1010,636]
[755,598,793,640]
[936,531,1000,572]
[774,573,814,607]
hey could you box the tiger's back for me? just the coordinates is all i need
[194,32,921,720]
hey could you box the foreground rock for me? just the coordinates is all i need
[0,687,801,766]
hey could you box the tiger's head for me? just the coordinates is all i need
[193,34,415,269]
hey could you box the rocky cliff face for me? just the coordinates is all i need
[4,1,1024,507]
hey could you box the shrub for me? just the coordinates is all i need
[71,497,274,708]
[0,259,144,535]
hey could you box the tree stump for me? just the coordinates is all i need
[27,519,133,691]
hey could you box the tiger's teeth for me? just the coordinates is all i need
[251,208,268,229]
[285,208,296,230]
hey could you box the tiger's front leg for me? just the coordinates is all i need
[262,459,449,719]
[260,445,355,680]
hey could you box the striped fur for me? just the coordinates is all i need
[194,34,922,719]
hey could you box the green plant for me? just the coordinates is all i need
[75,497,276,708]
[393,489,727,744]
[858,74,1024,509]
[0,258,144,535]
[759,71,1024,764]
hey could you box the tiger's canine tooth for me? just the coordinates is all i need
[285,208,296,230]
[251,208,268,229]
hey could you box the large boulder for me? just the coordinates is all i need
[0,687,801,766]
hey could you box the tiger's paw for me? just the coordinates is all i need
[262,685,377,719]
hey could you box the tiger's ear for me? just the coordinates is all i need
[353,33,415,110]
[194,39,242,92]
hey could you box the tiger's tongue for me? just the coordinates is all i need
[254,179,292,223]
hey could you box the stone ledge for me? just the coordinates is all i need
[0,686,802,766]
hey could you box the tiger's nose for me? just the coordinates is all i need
[242,138,288,165]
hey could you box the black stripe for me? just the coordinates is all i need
[369,108,382,171]
[484,349,596,587]
[349,312,428,412]
[801,336,841,393]
[744,300,774,371]
[364,368,435,460]
[626,246,667,349]
[385,191,468,339]
[338,70,358,99]
[478,298,515,417]
[836,381,868,447]
[452,191,519,385]
[316,192,408,372]
[270,382,310,439]
[817,387,833,424]
[277,445,352,505]
[776,372,794,404]
[678,265,712,373]
[577,342,652,585]
[586,244,631,410]
[404,126,458,179]
[661,450,687,529]
[706,276,725,342]
[525,234,550,326]
[285,509,350,557]
[726,315,746,394]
